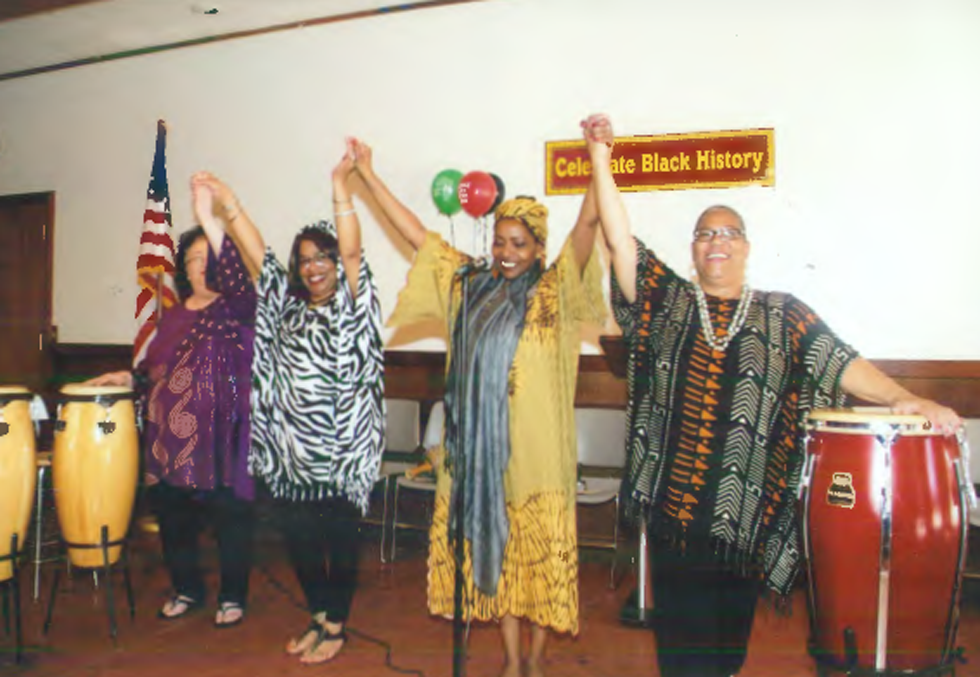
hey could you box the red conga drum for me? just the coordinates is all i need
[800,408,974,675]
[52,384,139,568]
[0,386,36,582]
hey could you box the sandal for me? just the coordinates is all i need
[286,620,323,655]
[214,601,245,628]
[158,594,202,620]
[299,624,347,665]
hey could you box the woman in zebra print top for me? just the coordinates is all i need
[190,140,384,665]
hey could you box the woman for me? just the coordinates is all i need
[190,138,384,665]
[89,178,257,628]
[586,112,961,677]
[354,127,606,677]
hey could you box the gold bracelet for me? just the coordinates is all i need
[226,210,241,222]
[333,198,353,205]
[334,208,356,218]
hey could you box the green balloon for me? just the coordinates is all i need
[432,169,463,216]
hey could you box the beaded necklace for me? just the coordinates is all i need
[693,282,752,352]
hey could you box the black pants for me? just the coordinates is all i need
[274,496,362,623]
[649,536,760,677]
[151,482,255,606]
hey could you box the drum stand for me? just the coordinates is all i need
[0,534,24,665]
[42,524,135,642]
[619,514,655,628]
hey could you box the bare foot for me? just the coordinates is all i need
[299,620,346,664]
[285,623,320,655]
[287,613,327,655]
[500,660,521,677]
[526,658,546,677]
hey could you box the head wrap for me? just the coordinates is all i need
[494,196,548,248]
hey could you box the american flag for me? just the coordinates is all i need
[134,120,177,366]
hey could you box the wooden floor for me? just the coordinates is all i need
[3,520,980,677]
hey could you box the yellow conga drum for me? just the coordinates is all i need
[53,384,138,567]
[0,386,37,582]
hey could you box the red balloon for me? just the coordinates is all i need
[458,171,498,218]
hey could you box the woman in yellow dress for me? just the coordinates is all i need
[353,121,607,677]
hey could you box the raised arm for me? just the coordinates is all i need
[333,138,363,297]
[584,113,638,303]
[190,174,224,256]
[352,139,428,251]
[841,357,962,434]
[568,121,601,273]
[190,172,265,280]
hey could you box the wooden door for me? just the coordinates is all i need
[0,192,54,393]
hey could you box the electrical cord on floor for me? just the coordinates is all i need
[258,563,426,677]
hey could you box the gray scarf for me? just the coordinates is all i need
[444,262,541,597]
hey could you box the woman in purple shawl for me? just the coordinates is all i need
[88,177,256,628]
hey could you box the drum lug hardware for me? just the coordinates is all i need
[54,420,66,432]
[0,422,7,437]
[873,423,899,451]
[98,421,116,434]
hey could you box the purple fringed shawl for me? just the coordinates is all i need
[138,237,256,500]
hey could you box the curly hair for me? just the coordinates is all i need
[287,221,340,300]
[173,226,218,302]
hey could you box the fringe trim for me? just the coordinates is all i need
[261,476,370,516]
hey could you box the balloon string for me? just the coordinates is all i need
[449,215,456,249]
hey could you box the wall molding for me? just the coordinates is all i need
[50,340,980,417]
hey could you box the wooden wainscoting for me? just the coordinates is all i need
[49,339,980,416]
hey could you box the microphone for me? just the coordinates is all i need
[455,256,492,276]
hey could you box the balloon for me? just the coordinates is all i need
[458,171,498,218]
[431,169,463,216]
[488,173,506,214]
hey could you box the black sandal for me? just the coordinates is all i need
[158,594,202,620]
[300,625,347,664]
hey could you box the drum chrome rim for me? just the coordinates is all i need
[0,386,33,404]
[808,408,937,436]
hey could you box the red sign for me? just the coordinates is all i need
[545,128,774,195]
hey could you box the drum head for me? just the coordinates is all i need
[808,407,935,435]
[60,384,134,397]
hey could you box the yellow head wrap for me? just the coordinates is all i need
[494,196,548,248]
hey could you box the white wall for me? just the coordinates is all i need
[0,0,978,356]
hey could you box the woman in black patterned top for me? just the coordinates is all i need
[190,138,384,665]
[585,113,961,677]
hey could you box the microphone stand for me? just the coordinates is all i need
[451,268,471,677]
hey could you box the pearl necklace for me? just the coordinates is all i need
[693,282,753,352]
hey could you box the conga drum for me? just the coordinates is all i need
[52,384,139,568]
[800,408,975,674]
[0,386,36,582]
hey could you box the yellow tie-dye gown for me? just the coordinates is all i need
[388,231,606,634]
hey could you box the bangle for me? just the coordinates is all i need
[334,208,356,218]
[226,210,241,222]
[333,198,353,206]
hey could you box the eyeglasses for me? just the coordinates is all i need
[298,251,333,270]
[693,227,745,243]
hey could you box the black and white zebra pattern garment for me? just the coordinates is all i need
[248,247,385,514]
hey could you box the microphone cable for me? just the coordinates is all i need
[257,561,426,677]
